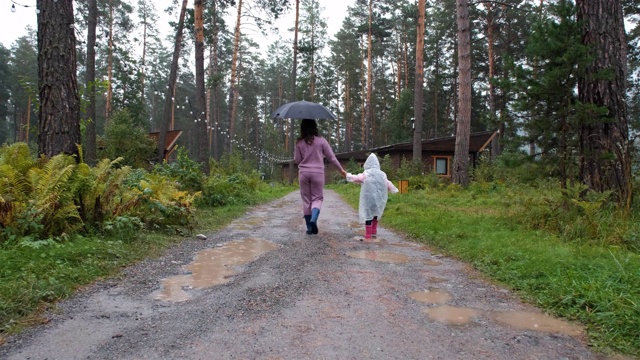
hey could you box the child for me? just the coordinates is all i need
[346,153,399,241]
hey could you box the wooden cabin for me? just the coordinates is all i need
[148,130,183,162]
[278,131,496,183]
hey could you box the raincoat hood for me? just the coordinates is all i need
[363,153,380,171]
[358,154,389,222]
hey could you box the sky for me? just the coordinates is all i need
[0,0,355,51]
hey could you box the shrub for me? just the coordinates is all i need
[407,172,442,191]
[0,146,83,244]
[128,172,199,230]
[98,109,156,169]
[380,154,396,180]
[344,158,362,174]
[0,143,198,246]
[200,152,264,207]
[153,147,204,192]
[396,157,423,180]
[200,172,261,207]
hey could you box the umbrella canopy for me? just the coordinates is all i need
[270,100,336,120]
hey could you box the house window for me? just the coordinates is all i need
[435,157,449,176]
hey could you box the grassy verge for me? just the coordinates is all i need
[331,184,640,357]
[0,184,294,337]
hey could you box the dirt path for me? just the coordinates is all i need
[0,190,599,359]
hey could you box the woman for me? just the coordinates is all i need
[294,119,346,234]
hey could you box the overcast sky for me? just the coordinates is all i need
[1,0,354,51]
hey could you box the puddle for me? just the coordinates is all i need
[490,311,583,336]
[427,276,448,283]
[424,305,479,325]
[155,238,278,302]
[409,288,452,304]
[352,236,382,243]
[346,250,412,263]
[389,242,422,249]
[272,202,287,208]
[243,217,265,226]
[423,259,442,266]
[230,224,252,230]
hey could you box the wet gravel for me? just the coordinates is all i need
[0,190,600,359]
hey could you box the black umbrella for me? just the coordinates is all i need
[270,100,336,120]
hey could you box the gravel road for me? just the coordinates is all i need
[0,190,602,359]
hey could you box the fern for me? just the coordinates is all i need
[26,154,82,238]
[0,143,37,174]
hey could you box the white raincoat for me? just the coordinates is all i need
[346,154,399,222]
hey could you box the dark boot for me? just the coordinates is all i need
[304,215,312,235]
[309,208,320,234]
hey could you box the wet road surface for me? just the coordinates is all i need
[0,190,600,359]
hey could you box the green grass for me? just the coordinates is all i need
[0,184,294,337]
[331,184,640,357]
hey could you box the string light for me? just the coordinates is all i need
[10,0,36,13]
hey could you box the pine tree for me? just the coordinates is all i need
[37,0,82,158]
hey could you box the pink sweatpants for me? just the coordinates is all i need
[299,171,324,215]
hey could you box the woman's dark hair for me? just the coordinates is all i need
[298,118,318,144]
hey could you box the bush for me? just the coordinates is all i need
[199,152,264,207]
[153,147,205,192]
[407,172,442,191]
[472,152,553,185]
[396,157,423,180]
[379,154,396,180]
[200,173,262,207]
[128,172,199,230]
[98,109,156,169]
[0,143,198,246]
[344,158,362,174]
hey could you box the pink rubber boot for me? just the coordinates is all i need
[364,225,373,240]
[371,219,378,237]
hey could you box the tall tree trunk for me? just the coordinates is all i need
[310,1,316,101]
[403,31,409,92]
[157,0,188,162]
[105,0,114,124]
[345,75,351,151]
[364,0,373,149]
[211,0,220,161]
[486,2,500,159]
[229,0,243,154]
[140,5,147,104]
[37,0,81,158]
[413,0,425,163]
[335,79,341,148]
[288,0,300,184]
[433,48,440,138]
[577,0,631,207]
[452,0,471,186]
[361,56,366,147]
[85,0,98,165]
[25,96,31,144]
[396,49,401,100]
[194,0,209,173]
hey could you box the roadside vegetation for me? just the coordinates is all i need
[2,140,639,358]
[335,154,640,358]
[0,142,293,338]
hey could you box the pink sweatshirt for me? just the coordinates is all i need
[294,136,344,174]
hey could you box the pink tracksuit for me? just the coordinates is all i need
[294,136,344,215]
